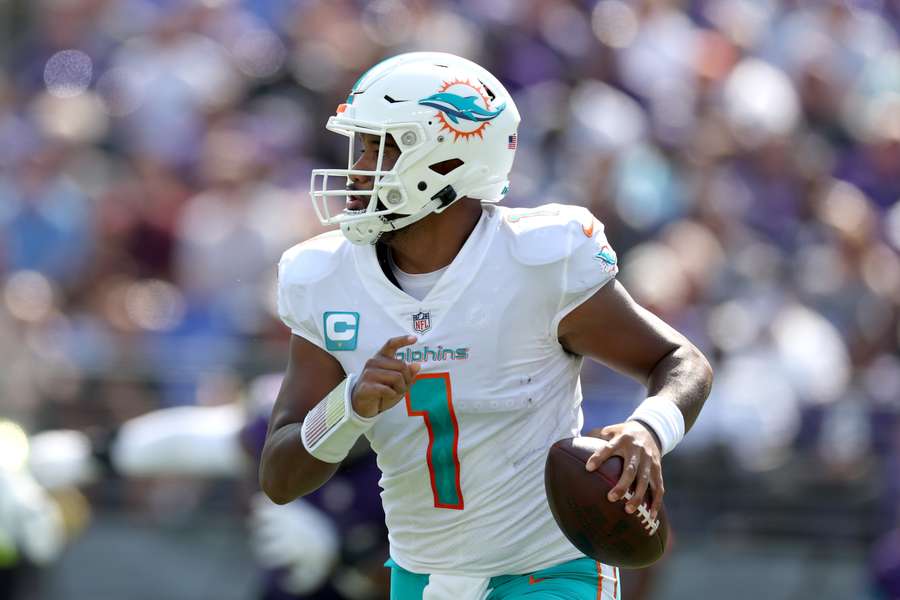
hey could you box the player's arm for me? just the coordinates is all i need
[260,334,419,505]
[557,279,713,518]
[259,335,346,504]
[559,279,712,429]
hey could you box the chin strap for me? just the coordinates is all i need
[382,185,459,234]
[383,199,442,233]
[343,186,459,245]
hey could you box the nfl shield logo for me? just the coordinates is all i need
[412,311,431,334]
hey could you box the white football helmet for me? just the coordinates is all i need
[311,52,521,244]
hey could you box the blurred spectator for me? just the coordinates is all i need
[0,146,93,285]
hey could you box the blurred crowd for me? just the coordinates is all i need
[2,0,900,598]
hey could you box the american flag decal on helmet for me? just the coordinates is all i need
[508,133,517,149]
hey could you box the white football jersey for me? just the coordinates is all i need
[277,203,619,577]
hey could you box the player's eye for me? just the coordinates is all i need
[360,136,378,153]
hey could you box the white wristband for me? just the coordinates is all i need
[628,396,685,456]
[300,375,378,463]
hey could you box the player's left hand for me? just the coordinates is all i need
[584,421,664,520]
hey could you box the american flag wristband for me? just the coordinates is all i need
[300,375,378,463]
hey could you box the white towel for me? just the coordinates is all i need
[422,573,490,600]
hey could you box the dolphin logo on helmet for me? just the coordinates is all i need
[418,93,506,124]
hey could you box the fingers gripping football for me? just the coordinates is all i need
[351,335,421,418]
[585,421,665,520]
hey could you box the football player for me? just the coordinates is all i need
[261,53,713,600]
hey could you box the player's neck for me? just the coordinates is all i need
[386,199,483,274]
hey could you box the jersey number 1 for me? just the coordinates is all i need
[405,372,464,510]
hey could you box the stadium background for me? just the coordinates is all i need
[1,0,899,598]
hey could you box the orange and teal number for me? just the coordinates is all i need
[405,373,464,510]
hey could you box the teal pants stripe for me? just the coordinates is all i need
[388,559,429,599]
[387,557,620,599]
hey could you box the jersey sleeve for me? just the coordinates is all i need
[503,204,619,339]
[550,214,618,336]
[276,247,327,350]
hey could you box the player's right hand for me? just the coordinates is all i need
[352,335,421,418]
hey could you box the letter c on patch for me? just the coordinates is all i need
[323,311,359,351]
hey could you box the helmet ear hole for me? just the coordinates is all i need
[428,158,464,175]
[417,181,427,191]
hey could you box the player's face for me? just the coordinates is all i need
[346,133,401,212]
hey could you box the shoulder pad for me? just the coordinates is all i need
[278,230,346,286]
[501,203,600,266]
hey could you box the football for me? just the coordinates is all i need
[544,436,669,569]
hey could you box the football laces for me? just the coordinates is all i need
[623,490,660,536]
